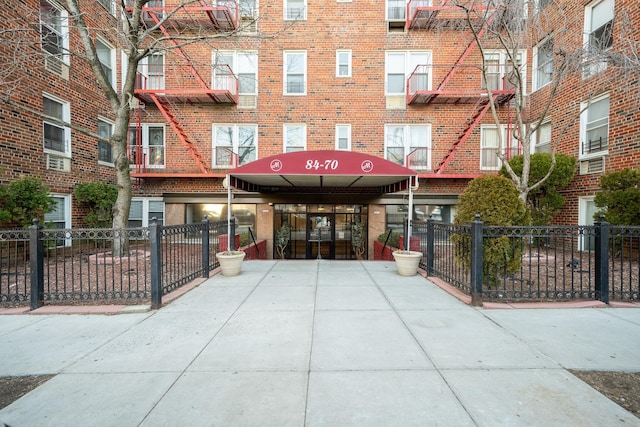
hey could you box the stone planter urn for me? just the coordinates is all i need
[392,250,423,276]
[216,251,246,277]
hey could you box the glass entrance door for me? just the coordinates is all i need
[307,213,335,259]
[273,204,368,260]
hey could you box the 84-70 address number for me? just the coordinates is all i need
[305,159,339,170]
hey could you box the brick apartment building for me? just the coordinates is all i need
[0,0,638,259]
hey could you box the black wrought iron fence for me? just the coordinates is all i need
[0,218,231,310]
[414,217,640,304]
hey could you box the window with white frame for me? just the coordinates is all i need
[45,194,71,246]
[580,94,609,158]
[384,125,431,169]
[533,38,553,91]
[46,194,71,229]
[535,0,550,11]
[285,0,306,20]
[213,51,258,95]
[213,124,257,167]
[240,0,258,18]
[40,0,69,62]
[336,50,352,77]
[284,51,306,95]
[335,125,351,150]
[480,125,520,170]
[43,94,71,156]
[128,125,165,168]
[385,51,431,96]
[96,38,116,88]
[387,0,406,20]
[483,50,525,92]
[284,124,306,152]
[129,198,164,227]
[533,120,551,153]
[97,0,115,14]
[98,118,114,165]
[138,53,164,90]
[583,0,614,76]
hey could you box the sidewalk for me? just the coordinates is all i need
[1,260,639,426]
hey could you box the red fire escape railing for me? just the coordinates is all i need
[126,1,240,177]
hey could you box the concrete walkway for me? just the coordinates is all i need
[1,260,639,426]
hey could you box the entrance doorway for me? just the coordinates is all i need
[274,204,368,260]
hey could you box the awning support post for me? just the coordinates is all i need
[407,177,413,251]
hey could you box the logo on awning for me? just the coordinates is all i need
[361,160,374,173]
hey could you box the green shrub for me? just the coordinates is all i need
[0,177,54,228]
[377,230,400,249]
[239,232,251,248]
[594,168,640,225]
[453,175,529,288]
[500,153,576,225]
[73,182,118,228]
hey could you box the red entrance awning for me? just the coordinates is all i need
[228,150,417,193]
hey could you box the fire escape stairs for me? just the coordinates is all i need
[433,96,494,174]
[139,8,216,175]
[429,11,499,175]
[150,94,211,174]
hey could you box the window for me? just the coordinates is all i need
[585,0,614,52]
[536,0,550,11]
[139,53,164,90]
[480,125,520,170]
[40,0,68,61]
[580,94,609,158]
[385,51,431,95]
[533,120,551,153]
[97,0,115,14]
[533,38,553,90]
[213,124,257,167]
[43,94,70,156]
[96,38,116,88]
[213,51,258,95]
[128,125,165,168]
[387,0,406,20]
[45,194,71,246]
[129,199,164,227]
[98,118,114,165]
[284,124,306,152]
[483,51,525,92]
[583,0,614,76]
[285,0,306,20]
[284,51,306,95]
[384,125,431,169]
[239,0,258,32]
[335,125,351,150]
[336,50,352,78]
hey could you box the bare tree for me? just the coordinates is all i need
[0,0,265,255]
[452,0,630,204]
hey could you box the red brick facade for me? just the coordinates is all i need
[1,0,639,241]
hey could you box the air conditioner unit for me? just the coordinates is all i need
[46,155,71,172]
[238,95,257,109]
[45,56,69,80]
[579,157,605,175]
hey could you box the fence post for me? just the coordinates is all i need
[470,214,483,306]
[426,216,435,276]
[595,215,610,304]
[202,216,210,278]
[29,219,44,310]
[149,218,162,310]
[403,217,409,251]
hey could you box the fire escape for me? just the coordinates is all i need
[125,1,240,178]
[404,0,516,178]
